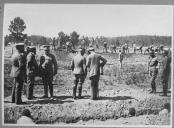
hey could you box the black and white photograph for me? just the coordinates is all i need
[1,3,173,127]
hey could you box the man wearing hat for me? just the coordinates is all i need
[148,51,158,93]
[86,47,107,100]
[158,50,171,96]
[39,45,58,98]
[10,43,26,104]
[71,46,86,99]
[26,46,38,100]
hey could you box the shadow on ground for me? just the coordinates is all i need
[98,96,135,101]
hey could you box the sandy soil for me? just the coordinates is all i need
[3,47,172,125]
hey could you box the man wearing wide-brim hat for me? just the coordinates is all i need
[148,51,158,94]
[86,47,107,100]
[39,45,58,98]
[26,46,38,100]
[10,43,27,104]
[158,50,171,96]
[71,46,86,99]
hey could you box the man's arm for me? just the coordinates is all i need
[85,56,91,73]
[83,57,87,76]
[71,58,74,71]
[100,56,107,67]
[52,55,58,75]
[18,54,26,71]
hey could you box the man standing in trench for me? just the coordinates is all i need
[86,47,107,100]
[71,47,86,99]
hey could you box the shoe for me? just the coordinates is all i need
[73,96,77,100]
[160,94,167,96]
[32,96,37,98]
[42,95,48,98]
[149,91,154,94]
[16,102,27,105]
[78,96,83,99]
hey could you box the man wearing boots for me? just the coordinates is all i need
[26,46,38,100]
[148,51,158,93]
[71,47,86,99]
[10,43,26,105]
[39,45,58,98]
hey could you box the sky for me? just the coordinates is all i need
[3,4,173,38]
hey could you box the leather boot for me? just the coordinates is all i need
[73,86,77,99]
[78,86,82,99]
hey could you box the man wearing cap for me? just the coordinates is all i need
[26,46,38,100]
[10,43,26,104]
[158,50,171,96]
[86,47,107,100]
[39,45,58,98]
[71,47,86,99]
[148,51,158,93]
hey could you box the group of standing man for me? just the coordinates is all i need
[148,50,171,96]
[71,46,107,100]
[10,43,57,104]
[10,42,107,104]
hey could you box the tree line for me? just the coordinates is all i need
[4,17,171,48]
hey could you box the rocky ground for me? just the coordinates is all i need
[3,46,172,126]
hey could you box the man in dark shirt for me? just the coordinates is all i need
[158,50,171,96]
[39,45,58,98]
[26,46,38,100]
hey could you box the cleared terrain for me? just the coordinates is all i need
[3,46,171,125]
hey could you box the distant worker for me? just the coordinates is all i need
[148,51,158,93]
[139,45,144,54]
[103,42,108,53]
[26,46,38,100]
[39,45,58,98]
[133,43,136,53]
[125,43,129,53]
[110,44,116,53]
[158,50,171,96]
[17,109,35,124]
[10,43,26,105]
[86,47,107,100]
[121,45,125,54]
[118,50,124,69]
[71,47,86,99]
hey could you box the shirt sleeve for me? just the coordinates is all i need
[86,56,91,68]
[18,54,26,71]
[99,56,107,66]
[71,58,74,71]
[39,55,45,66]
[52,55,58,73]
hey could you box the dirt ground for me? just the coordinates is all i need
[3,46,171,125]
